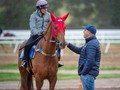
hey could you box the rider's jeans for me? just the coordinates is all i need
[80,74,95,90]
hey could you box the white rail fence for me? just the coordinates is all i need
[0,29,120,53]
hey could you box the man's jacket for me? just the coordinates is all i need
[67,36,101,77]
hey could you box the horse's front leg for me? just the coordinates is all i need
[49,75,57,90]
[35,78,44,90]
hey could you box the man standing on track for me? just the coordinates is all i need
[66,24,101,90]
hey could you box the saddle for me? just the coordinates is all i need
[20,36,42,60]
[20,45,37,60]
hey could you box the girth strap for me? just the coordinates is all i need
[35,49,56,57]
[35,38,56,57]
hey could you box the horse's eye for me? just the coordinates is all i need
[54,26,58,30]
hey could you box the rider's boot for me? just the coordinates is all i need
[58,60,64,68]
[20,60,28,68]
[20,45,29,68]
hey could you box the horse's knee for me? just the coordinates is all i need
[35,78,44,90]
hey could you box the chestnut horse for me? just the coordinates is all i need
[18,12,69,90]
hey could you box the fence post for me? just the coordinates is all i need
[104,41,110,54]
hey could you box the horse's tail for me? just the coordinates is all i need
[27,74,34,90]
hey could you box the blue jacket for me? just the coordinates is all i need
[67,36,101,77]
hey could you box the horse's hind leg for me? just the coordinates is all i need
[19,67,34,90]
[18,59,33,90]
[49,75,57,90]
[35,78,44,90]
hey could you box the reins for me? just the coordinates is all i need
[42,21,58,43]
[35,21,57,57]
[19,36,42,51]
[43,36,58,43]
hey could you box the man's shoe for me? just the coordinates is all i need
[20,61,27,68]
[58,61,64,68]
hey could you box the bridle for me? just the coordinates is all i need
[35,21,65,57]
[35,12,69,57]
[43,19,65,44]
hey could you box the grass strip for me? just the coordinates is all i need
[58,74,79,80]
[0,72,120,81]
[0,64,18,69]
[98,74,120,78]
[1,64,120,70]
[0,72,20,81]
[100,66,120,70]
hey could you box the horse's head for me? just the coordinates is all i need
[50,12,69,49]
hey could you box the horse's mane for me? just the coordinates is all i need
[44,21,52,36]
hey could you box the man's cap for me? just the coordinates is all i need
[82,24,96,34]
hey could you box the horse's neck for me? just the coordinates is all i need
[42,21,56,54]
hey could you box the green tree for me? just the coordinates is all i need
[0,0,36,29]
[109,0,120,28]
[0,0,120,29]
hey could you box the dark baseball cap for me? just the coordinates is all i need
[82,24,96,34]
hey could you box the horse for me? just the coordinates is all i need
[18,12,69,90]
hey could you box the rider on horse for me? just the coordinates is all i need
[21,0,64,68]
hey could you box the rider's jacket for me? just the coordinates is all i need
[29,10,50,36]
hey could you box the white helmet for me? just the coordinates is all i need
[36,0,48,8]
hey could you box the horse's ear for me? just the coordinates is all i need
[62,12,69,21]
[50,13,56,21]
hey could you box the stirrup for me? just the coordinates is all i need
[20,61,28,68]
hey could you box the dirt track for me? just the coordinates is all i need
[0,44,120,67]
[0,78,120,90]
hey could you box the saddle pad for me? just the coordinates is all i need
[20,45,36,60]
